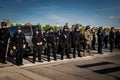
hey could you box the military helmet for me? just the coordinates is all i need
[74,26,79,31]
[49,27,53,30]
[63,25,68,29]
[111,27,114,30]
[99,27,103,30]
[85,25,90,30]
[34,27,39,31]
[75,26,79,29]
[17,27,22,30]
[1,22,7,26]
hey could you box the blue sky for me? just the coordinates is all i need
[0,0,120,27]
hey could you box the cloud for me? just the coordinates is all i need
[49,15,70,24]
[98,6,120,11]
[109,16,120,19]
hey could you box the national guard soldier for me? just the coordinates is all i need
[84,26,93,56]
[0,22,10,64]
[32,28,43,63]
[60,26,71,60]
[109,27,115,52]
[79,27,85,52]
[72,26,82,58]
[97,27,104,54]
[46,27,57,62]
[13,27,26,66]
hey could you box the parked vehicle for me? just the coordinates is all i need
[8,26,40,56]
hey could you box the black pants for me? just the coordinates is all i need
[0,44,7,63]
[47,43,57,61]
[110,41,114,52]
[104,41,108,48]
[16,51,23,65]
[61,42,71,60]
[33,46,42,62]
[92,41,96,50]
[73,42,81,58]
[115,39,119,48]
[98,41,103,53]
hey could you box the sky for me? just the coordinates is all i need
[0,0,120,27]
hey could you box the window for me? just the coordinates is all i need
[21,27,32,36]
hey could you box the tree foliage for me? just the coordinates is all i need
[25,22,32,26]
[16,23,22,26]
[37,23,42,29]
[54,26,60,31]
[42,24,51,31]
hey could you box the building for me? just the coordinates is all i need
[0,19,11,27]
[6,19,11,27]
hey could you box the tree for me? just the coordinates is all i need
[37,23,42,29]
[11,23,15,27]
[42,24,51,31]
[25,22,32,26]
[74,23,82,27]
[104,27,110,32]
[16,23,22,26]
[81,26,86,31]
[54,26,60,31]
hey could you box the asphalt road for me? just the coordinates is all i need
[0,49,120,80]
[23,55,120,80]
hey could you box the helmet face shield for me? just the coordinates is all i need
[1,22,7,27]
[63,25,69,31]
[17,27,22,33]
[49,27,54,32]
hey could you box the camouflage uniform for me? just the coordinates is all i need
[84,27,93,56]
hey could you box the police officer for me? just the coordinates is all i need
[84,26,93,56]
[13,27,26,66]
[46,27,57,62]
[91,28,96,50]
[115,30,119,48]
[103,29,109,48]
[0,22,10,64]
[32,28,43,63]
[43,30,49,55]
[72,26,82,58]
[109,27,115,52]
[60,26,71,60]
[97,27,104,54]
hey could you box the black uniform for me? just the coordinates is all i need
[56,30,62,54]
[32,30,43,63]
[46,30,57,61]
[91,32,96,50]
[103,34,108,48]
[115,31,119,48]
[60,28,71,60]
[109,29,115,52]
[43,30,49,55]
[72,29,82,58]
[97,27,104,54]
[13,29,26,66]
[0,24,10,64]
[119,32,120,49]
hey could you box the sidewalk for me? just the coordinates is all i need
[0,48,119,80]
[0,48,119,68]
[21,48,120,67]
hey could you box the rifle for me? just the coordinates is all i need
[5,38,10,58]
